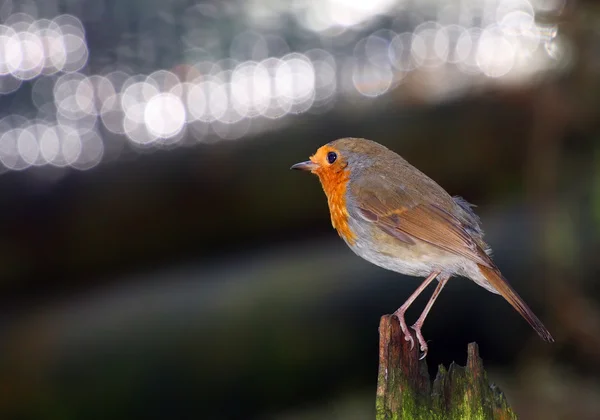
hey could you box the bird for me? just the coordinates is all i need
[291,137,554,358]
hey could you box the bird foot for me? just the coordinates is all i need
[411,323,428,360]
[393,309,415,350]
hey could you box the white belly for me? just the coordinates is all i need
[343,217,499,294]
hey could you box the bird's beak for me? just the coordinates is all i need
[290,160,319,171]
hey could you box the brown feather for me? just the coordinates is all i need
[478,264,554,342]
[355,188,493,268]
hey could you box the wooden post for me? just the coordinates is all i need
[376,315,517,420]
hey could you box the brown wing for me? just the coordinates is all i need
[351,177,494,268]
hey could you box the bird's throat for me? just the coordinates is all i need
[316,168,357,245]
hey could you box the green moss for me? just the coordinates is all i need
[376,316,517,420]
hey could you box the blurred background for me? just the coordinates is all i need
[0,0,598,419]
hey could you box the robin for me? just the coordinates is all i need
[291,137,554,358]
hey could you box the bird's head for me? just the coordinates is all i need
[290,137,390,188]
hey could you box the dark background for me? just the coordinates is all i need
[0,0,599,419]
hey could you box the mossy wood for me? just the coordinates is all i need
[376,315,517,420]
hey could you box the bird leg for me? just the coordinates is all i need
[393,271,440,350]
[411,273,450,359]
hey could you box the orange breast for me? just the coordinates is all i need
[316,167,357,245]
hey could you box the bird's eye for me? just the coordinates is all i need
[327,151,337,164]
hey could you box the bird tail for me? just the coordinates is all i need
[478,264,554,342]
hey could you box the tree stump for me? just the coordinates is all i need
[376,315,517,420]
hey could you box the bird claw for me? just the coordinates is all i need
[412,324,428,360]
[405,333,415,351]
[393,310,414,350]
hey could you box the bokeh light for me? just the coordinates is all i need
[0,0,565,173]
